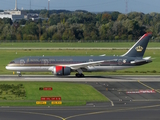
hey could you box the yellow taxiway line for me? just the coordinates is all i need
[138,80,160,94]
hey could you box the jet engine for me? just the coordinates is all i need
[51,66,71,76]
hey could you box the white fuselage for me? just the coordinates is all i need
[6,65,133,72]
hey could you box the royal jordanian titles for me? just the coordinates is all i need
[6,33,152,77]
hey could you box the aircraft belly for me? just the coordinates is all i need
[6,66,50,72]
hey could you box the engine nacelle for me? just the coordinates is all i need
[52,66,71,76]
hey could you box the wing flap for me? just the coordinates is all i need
[66,60,105,70]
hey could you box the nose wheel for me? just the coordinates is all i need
[17,71,22,77]
[18,73,22,77]
[75,73,84,77]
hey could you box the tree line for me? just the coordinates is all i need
[0,10,160,41]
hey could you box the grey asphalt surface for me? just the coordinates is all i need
[0,75,160,82]
[0,75,160,120]
[1,102,160,120]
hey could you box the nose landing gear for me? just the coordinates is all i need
[17,71,22,77]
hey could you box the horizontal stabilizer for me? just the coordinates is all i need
[130,57,152,65]
[99,54,106,56]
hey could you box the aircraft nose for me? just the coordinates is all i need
[6,61,15,70]
[6,65,11,70]
[6,66,8,70]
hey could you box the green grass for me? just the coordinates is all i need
[0,82,108,106]
[0,42,160,48]
[1,49,160,75]
[0,84,25,100]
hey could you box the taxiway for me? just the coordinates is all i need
[0,75,160,120]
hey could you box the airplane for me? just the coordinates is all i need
[6,33,152,77]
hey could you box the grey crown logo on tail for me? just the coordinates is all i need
[135,46,143,52]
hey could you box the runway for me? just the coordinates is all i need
[0,75,160,120]
[0,75,160,82]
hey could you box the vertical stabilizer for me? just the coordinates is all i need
[122,33,152,57]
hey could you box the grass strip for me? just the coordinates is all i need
[0,42,160,48]
[0,82,109,106]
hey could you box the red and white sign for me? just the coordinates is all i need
[43,87,53,90]
[41,97,51,101]
[126,90,156,94]
[139,90,156,93]
[50,97,61,101]
[41,97,61,101]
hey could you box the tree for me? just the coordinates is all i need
[46,25,57,39]
[111,11,121,21]
[96,14,102,22]
[16,34,22,40]
[19,19,27,25]
[40,33,48,41]
[101,13,111,23]
[70,24,83,40]
[52,33,62,40]
[62,29,76,40]
[128,20,146,39]
[3,18,12,25]
[0,10,158,41]
[22,22,39,38]
[90,31,98,40]
[154,22,160,36]
[49,14,60,25]
[117,14,127,21]
[6,34,16,40]
[112,21,127,37]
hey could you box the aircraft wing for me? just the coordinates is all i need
[130,57,152,65]
[65,60,105,70]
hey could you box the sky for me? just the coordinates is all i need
[0,0,160,14]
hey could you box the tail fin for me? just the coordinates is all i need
[122,33,152,57]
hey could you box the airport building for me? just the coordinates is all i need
[0,0,24,22]
[0,11,24,22]
[0,0,44,22]
[0,0,25,22]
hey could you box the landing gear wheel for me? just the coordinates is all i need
[80,74,84,77]
[75,73,79,77]
[75,73,85,77]
[18,73,22,77]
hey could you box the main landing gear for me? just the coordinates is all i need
[75,69,84,77]
[75,73,85,77]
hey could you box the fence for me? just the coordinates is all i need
[0,39,160,43]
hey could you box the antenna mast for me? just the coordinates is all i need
[125,0,128,14]
[48,0,50,11]
[30,0,31,10]
[15,0,18,10]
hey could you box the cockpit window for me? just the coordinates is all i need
[10,61,15,64]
